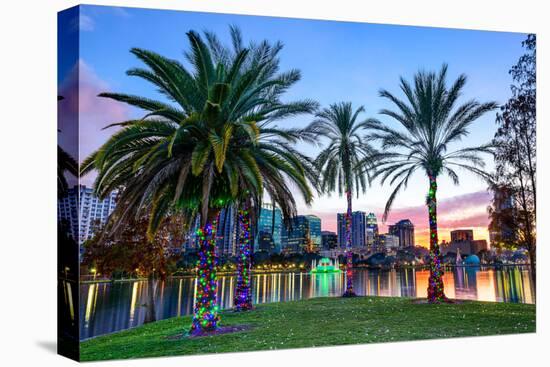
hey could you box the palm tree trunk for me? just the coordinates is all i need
[234,206,253,311]
[426,175,448,303]
[342,189,356,297]
[143,272,157,324]
[190,209,221,333]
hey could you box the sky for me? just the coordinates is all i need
[58,5,528,248]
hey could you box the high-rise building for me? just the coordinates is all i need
[379,234,400,250]
[282,215,322,253]
[282,215,309,253]
[57,185,117,246]
[337,213,347,248]
[257,231,276,253]
[256,204,283,253]
[337,211,370,249]
[450,229,474,242]
[306,215,322,248]
[366,212,379,249]
[184,217,200,252]
[321,231,338,250]
[351,211,367,248]
[217,206,237,257]
[388,219,415,248]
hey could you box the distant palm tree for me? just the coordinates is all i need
[366,64,497,302]
[306,102,376,297]
[82,28,317,331]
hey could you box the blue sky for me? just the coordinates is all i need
[59,5,527,246]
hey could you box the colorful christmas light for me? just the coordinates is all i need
[234,207,253,310]
[426,175,447,303]
[343,190,356,297]
[190,217,220,333]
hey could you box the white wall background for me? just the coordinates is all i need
[0,1,547,366]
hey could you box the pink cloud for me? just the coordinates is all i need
[58,59,131,186]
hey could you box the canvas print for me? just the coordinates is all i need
[57,5,536,362]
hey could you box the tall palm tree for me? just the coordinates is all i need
[306,102,376,297]
[366,65,497,302]
[203,27,319,311]
[81,28,317,332]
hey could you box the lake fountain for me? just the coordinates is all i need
[310,257,341,274]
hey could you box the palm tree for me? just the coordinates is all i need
[306,102,376,297]
[202,28,319,311]
[366,65,497,302]
[81,28,317,332]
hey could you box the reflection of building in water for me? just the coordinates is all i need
[453,267,479,300]
[399,268,417,298]
[494,267,533,303]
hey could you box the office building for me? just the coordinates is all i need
[366,212,379,247]
[282,215,322,253]
[306,215,322,248]
[257,231,276,253]
[450,229,474,242]
[351,211,367,248]
[321,231,338,250]
[337,211,370,249]
[379,234,400,250]
[57,185,117,246]
[217,206,237,257]
[256,204,283,253]
[388,219,415,248]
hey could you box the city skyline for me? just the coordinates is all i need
[58,6,524,249]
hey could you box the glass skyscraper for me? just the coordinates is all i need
[282,214,322,253]
[256,204,283,253]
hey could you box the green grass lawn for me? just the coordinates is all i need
[80,296,535,361]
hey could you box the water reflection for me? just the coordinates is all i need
[79,266,534,339]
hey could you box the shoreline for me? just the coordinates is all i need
[80,263,532,283]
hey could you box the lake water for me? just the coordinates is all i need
[79,266,534,339]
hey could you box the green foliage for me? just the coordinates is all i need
[82,27,318,238]
[306,102,376,197]
[367,64,498,220]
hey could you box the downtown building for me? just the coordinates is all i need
[282,215,322,253]
[379,233,400,250]
[216,206,237,258]
[57,185,117,246]
[321,230,338,250]
[388,219,415,248]
[337,211,368,249]
[442,229,489,256]
[366,212,379,248]
[255,204,283,254]
[184,207,238,257]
